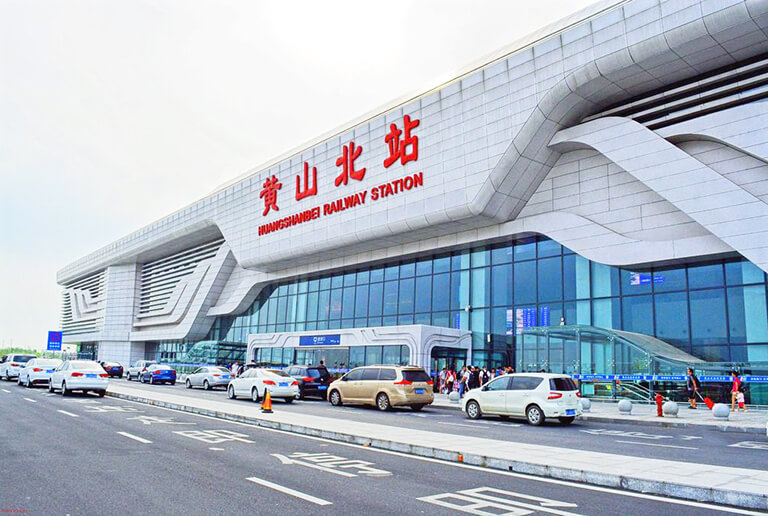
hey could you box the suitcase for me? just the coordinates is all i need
[696,391,714,410]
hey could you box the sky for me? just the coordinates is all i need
[0,0,598,350]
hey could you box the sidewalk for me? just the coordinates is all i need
[432,394,768,434]
[106,383,768,510]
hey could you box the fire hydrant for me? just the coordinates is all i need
[655,392,664,417]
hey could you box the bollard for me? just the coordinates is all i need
[580,397,591,413]
[712,403,729,421]
[662,401,679,418]
[448,391,460,403]
[617,399,633,415]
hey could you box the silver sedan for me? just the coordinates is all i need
[185,366,233,390]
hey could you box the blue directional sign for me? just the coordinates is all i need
[299,334,341,346]
[47,331,63,351]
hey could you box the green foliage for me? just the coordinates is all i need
[0,348,42,357]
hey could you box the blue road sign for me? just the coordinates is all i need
[47,331,63,351]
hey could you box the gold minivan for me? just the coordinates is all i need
[327,365,434,411]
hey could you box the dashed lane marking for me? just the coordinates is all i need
[117,431,153,444]
[1,389,10,393]
[615,440,699,450]
[57,410,79,418]
[438,422,488,429]
[245,477,332,506]
[23,398,37,403]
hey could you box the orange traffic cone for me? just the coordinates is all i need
[261,390,273,413]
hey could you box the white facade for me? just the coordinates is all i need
[57,0,768,364]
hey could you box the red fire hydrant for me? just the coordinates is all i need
[655,392,664,417]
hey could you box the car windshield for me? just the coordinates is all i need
[212,367,230,373]
[402,370,431,383]
[70,361,102,370]
[550,378,578,391]
[265,369,291,377]
[15,355,36,363]
[306,368,329,379]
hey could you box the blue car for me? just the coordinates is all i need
[140,364,177,385]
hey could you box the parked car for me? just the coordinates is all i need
[126,360,157,381]
[17,358,62,387]
[185,366,232,390]
[461,373,582,425]
[48,360,109,396]
[0,353,37,381]
[327,366,434,411]
[227,368,298,403]
[99,361,124,378]
[140,364,177,385]
[285,364,332,399]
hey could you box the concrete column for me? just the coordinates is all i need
[97,264,140,364]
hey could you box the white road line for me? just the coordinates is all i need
[112,397,758,515]
[57,410,79,417]
[209,447,225,451]
[117,431,153,444]
[245,477,332,506]
[439,422,486,429]
[615,440,699,450]
[1,389,10,393]
[23,398,37,403]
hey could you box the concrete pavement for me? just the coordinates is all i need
[104,382,768,510]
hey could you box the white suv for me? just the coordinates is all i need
[126,360,157,381]
[0,354,37,381]
[461,373,582,425]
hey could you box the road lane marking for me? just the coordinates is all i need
[1,389,10,393]
[615,440,698,450]
[209,447,225,451]
[439,422,487,429]
[23,397,37,403]
[245,477,332,506]
[109,396,758,515]
[57,410,80,417]
[117,431,153,444]
[420,487,581,516]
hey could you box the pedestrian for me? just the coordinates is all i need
[480,365,490,385]
[231,361,239,377]
[446,369,455,394]
[737,387,747,412]
[490,367,497,378]
[686,368,700,409]
[458,366,469,397]
[730,371,742,411]
[468,366,480,390]
[439,367,447,393]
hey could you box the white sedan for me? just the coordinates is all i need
[48,360,109,397]
[461,373,582,425]
[227,368,298,403]
[17,358,62,388]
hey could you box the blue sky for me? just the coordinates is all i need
[0,0,598,349]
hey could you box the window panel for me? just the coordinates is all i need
[514,239,536,261]
[471,248,489,268]
[620,269,652,295]
[415,276,432,313]
[317,290,330,320]
[354,285,369,318]
[433,255,451,273]
[514,261,536,304]
[563,254,590,300]
[591,262,619,298]
[385,265,399,281]
[690,289,727,345]
[331,275,343,289]
[400,262,415,278]
[728,286,768,343]
[368,282,383,316]
[471,268,490,308]
[452,250,470,270]
[655,292,690,346]
[306,292,319,321]
[592,298,620,329]
[537,239,561,258]
[688,264,724,290]
[621,295,653,335]
[342,286,355,319]
[415,259,432,276]
[537,257,562,302]
[491,264,513,307]
[369,268,384,283]
[653,267,686,292]
[383,280,399,316]
[398,278,415,313]
[432,273,450,311]
[491,244,513,264]
[725,261,765,285]
[450,270,470,310]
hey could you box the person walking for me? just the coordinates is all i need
[468,366,480,390]
[686,368,700,409]
[231,361,239,377]
[446,369,455,394]
[458,366,468,397]
[736,387,747,412]
[439,367,447,394]
[480,366,490,385]
[730,371,742,411]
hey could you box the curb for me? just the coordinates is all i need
[107,390,767,511]
[431,402,765,434]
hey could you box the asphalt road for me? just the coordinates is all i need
[105,377,768,470]
[0,384,755,516]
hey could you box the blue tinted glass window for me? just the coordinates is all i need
[306,292,318,321]
[727,285,768,343]
[491,307,510,334]
[514,261,536,304]
[415,313,430,325]
[471,248,489,268]
[308,279,320,292]
[331,275,343,289]
[725,261,764,285]
[342,286,356,319]
[653,267,686,292]
[317,290,330,320]
[329,289,343,319]
[563,255,590,300]
[277,284,288,296]
[491,264,512,306]
[355,285,368,318]
[399,278,415,313]
[688,264,723,290]
[537,257,562,302]
[288,283,298,295]
[696,346,730,362]
[383,280,398,315]
[416,259,432,276]
[319,277,331,290]
[297,281,308,294]
[452,251,470,270]
[471,268,490,308]
[432,273,450,311]
[400,262,415,278]
[654,292,690,346]
[385,265,399,281]
[450,271,470,311]
[356,270,370,284]
[591,263,619,298]
[369,268,384,283]
[514,239,536,261]
[621,269,652,295]
[433,255,451,273]
[491,244,513,264]
[398,314,414,325]
[343,272,356,287]
[432,311,449,328]
[537,239,561,258]
[592,298,620,329]
[415,276,432,313]
[621,295,653,335]
[365,346,382,365]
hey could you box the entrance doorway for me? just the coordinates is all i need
[430,346,467,376]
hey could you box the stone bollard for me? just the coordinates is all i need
[448,391,460,404]
[580,397,591,413]
[617,399,633,415]
[713,403,730,421]
[662,401,679,418]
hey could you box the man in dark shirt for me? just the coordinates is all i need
[468,366,480,390]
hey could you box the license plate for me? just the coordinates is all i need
[86,374,97,378]
[223,375,230,379]
[46,369,54,373]
[318,385,327,390]
[279,382,288,387]
[566,409,576,416]
[414,388,426,394]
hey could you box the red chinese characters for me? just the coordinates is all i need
[383,114,420,168]
[296,162,318,201]
[335,141,366,187]
[259,175,282,216]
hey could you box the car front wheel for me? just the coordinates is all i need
[526,405,544,426]
[329,390,342,406]
[466,400,482,420]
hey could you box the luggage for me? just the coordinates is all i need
[696,391,714,410]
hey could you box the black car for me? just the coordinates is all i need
[99,362,124,378]
[285,365,332,399]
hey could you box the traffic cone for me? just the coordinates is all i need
[261,390,273,413]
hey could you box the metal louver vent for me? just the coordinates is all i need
[138,239,224,316]
[60,271,105,335]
